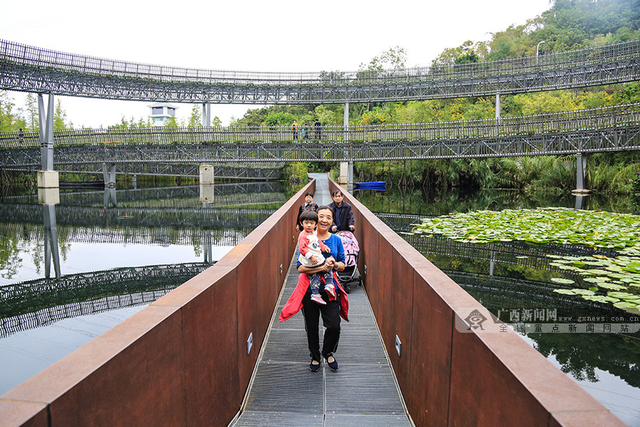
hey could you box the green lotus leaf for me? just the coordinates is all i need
[622,262,640,274]
[607,291,638,299]
[582,295,619,303]
[550,278,575,285]
[613,302,640,313]
[597,283,627,291]
[553,289,579,295]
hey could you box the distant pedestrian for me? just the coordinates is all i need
[292,120,298,140]
[314,119,322,140]
[302,122,309,140]
[18,128,24,144]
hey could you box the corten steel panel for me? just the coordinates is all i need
[376,234,394,349]
[237,241,264,389]
[406,269,453,427]
[475,329,627,426]
[0,401,48,427]
[386,242,415,392]
[176,271,241,426]
[449,327,549,426]
[362,223,381,318]
[2,305,185,427]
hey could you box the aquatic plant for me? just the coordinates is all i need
[410,207,640,313]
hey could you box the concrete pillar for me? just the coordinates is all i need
[495,92,501,125]
[200,164,214,203]
[576,153,585,191]
[37,171,59,189]
[339,162,349,184]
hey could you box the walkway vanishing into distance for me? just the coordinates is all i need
[1,38,639,103]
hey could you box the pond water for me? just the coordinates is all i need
[1,182,639,425]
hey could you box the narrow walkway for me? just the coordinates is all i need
[231,174,412,426]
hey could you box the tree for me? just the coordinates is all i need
[188,105,202,128]
[358,46,407,81]
[0,91,18,133]
[53,100,72,130]
[164,114,179,128]
[23,94,39,131]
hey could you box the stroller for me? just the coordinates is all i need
[335,231,362,293]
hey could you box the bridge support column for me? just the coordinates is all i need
[103,163,116,188]
[38,186,61,279]
[37,93,58,188]
[495,92,501,124]
[202,103,211,128]
[576,153,585,191]
[199,164,214,203]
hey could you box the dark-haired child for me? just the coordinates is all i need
[297,209,336,305]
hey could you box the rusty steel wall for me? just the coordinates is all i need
[0,181,316,427]
[329,179,624,427]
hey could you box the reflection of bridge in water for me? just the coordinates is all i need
[0,263,212,338]
[1,182,285,207]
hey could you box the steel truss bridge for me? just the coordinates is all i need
[1,103,639,168]
[1,38,639,103]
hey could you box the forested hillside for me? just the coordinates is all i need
[231,0,640,195]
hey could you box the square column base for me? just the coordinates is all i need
[339,162,348,184]
[199,165,214,185]
[37,170,59,188]
[200,184,214,203]
[38,188,60,205]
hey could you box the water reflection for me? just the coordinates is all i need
[0,181,285,394]
[0,262,210,338]
[355,186,638,216]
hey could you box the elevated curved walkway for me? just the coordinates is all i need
[1,104,638,167]
[1,38,639,103]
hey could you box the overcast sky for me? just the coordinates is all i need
[1,0,552,127]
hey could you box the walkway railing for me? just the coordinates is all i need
[2,38,639,85]
[2,38,639,102]
[2,103,640,149]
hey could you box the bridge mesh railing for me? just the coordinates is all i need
[2,38,639,85]
[2,103,640,148]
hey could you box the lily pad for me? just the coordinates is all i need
[550,277,575,285]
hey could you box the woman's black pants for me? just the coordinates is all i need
[301,291,341,362]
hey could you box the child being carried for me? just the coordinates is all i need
[297,210,337,305]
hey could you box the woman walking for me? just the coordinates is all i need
[280,206,349,371]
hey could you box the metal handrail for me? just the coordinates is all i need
[2,103,639,149]
[2,38,639,85]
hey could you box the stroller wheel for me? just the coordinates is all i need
[345,283,351,294]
